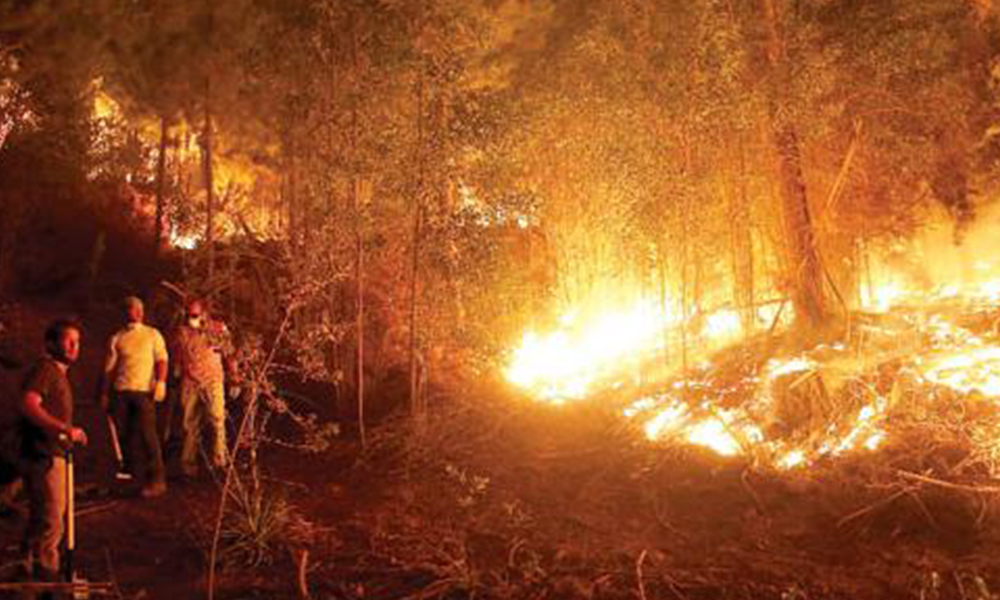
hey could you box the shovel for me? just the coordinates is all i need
[106,414,131,481]
[1,441,112,597]
[65,444,86,599]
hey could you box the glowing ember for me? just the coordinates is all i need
[863,432,884,451]
[920,347,1000,397]
[703,310,741,341]
[170,231,200,250]
[685,419,740,456]
[865,279,910,313]
[642,402,688,440]
[778,450,806,469]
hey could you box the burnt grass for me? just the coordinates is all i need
[3,310,1000,599]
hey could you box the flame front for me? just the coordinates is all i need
[506,262,1000,470]
[506,301,672,401]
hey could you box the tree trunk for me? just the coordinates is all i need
[657,246,670,369]
[203,85,216,282]
[730,132,755,336]
[409,69,425,419]
[288,128,298,248]
[350,18,366,448]
[760,0,831,334]
[154,114,168,256]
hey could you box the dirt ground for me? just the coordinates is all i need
[3,300,1000,599]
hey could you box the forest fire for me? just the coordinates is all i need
[507,266,1000,470]
[505,301,675,402]
[8,0,1000,595]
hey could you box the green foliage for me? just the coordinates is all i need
[219,480,292,569]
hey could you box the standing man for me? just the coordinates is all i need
[173,299,236,476]
[18,319,88,583]
[100,296,168,497]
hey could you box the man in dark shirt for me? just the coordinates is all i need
[18,319,88,583]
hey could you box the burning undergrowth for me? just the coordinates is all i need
[615,294,1000,479]
[418,283,1000,596]
[296,237,1000,598]
[313,297,1000,599]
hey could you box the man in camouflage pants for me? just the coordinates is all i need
[172,299,237,476]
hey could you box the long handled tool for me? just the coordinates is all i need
[106,414,131,481]
[2,441,113,597]
[65,442,88,599]
[65,443,76,585]
[64,442,115,599]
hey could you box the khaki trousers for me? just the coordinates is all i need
[23,455,66,576]
[180,378,227,470]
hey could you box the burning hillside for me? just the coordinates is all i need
[506,211,1000,481]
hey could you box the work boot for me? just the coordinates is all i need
[140,480,167,498]
[32,566,59,600]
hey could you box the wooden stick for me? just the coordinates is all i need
[767,299,787,336]
[0,581,113,592]
[636,549,648,600]
[897,470,1000,494]
[296,549,312,600]
[837,487,910,528]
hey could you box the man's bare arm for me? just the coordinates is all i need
[20,391,87,445]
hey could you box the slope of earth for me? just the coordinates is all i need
[294,379,1000,600]
[3,299,1000,599]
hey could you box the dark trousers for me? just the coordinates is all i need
[114,390,165,484]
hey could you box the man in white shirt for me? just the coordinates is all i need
[100,296,168,498]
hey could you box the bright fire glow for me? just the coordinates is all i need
[704,310,741,341]
[507,241,1000,471]
[778,450,806,469]
[685,419,740,456]
[642,401,687,440]
[170,231,200,250]
[921,347,1000,396]
[506,301,672,400]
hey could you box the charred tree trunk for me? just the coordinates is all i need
[760,0,831,335]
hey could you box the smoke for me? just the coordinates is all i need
[869,198,1000,305]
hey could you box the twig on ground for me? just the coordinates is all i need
[955,571,968,600]
[897,470,1000,494]
[103,546,126,600]
[76,501,119,518]
[741,466,767,515]
[0,560,22,577]
[905,488,939,529]
[636,549,648,600]
[838,487,911,528]
[296,548,312,600]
